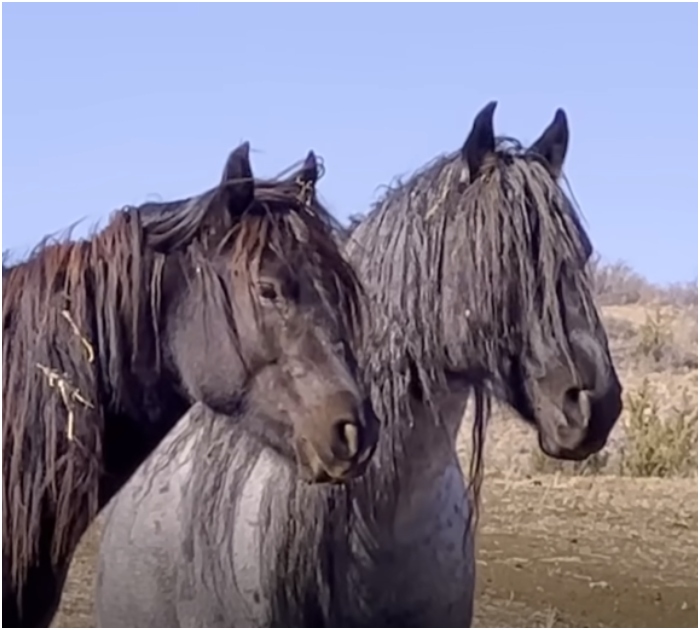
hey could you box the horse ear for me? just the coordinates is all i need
[294,151,319,205]
[461,101,497,184]
[298,151,319,185]
[529,109,569,178]
[220,142,255,215]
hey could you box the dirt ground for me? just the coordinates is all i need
[52,475,697,628]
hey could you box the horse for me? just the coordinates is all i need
[2,143,379,628]
[95,102,623,626]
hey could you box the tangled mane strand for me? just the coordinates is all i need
[344,137,596,534]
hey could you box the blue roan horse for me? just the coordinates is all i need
[96,103,623,627]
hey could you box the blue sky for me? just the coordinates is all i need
[3,3,697,283]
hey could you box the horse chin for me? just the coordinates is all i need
[296,466,357,486]
[537,432,588,461]
[535,423,610,462]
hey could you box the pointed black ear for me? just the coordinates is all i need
[529,109,569,178]
[220,142,255,215]
[461,101,497,184]
[298,151,319,185]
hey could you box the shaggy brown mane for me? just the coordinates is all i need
[3,214,149,595]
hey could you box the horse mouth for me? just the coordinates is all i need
[295,435,375,485]
[302,452,373,485]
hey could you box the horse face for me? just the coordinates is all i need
[513,112,621,461]
[460,103,623,461]
[160,146,378,483]
[234,251,378,484]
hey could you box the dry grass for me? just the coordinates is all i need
[529,447,610,477]
[633,307,698,371]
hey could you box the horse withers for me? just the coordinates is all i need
[2,144,378,627]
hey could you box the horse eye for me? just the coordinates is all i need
[258,282,278,302]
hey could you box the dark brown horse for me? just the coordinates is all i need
[2,144,379,627]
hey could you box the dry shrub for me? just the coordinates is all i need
[665,280,699,308]
[633,308,698,371]
[673,306,699,368]
[635,308,674,362]
[620,379,698,478]
[603,315,644,369]
[589,257,654,305]
[602,307,698,372]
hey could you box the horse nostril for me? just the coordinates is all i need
[331,420,361,461]
[563,387,591,427]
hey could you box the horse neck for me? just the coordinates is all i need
[363,380,471,505]
[341,211,479,503]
